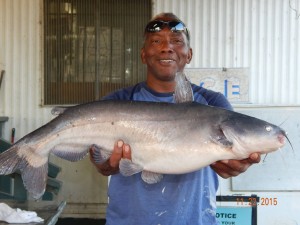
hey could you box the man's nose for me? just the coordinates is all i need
[160,40,174,53]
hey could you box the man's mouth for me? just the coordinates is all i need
[159,59,175,63]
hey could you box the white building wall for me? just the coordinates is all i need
[0,0,48,138]
[154,0,300,105]
[0,0,299,223]
[153,0,300,224]
[0,0,108,218]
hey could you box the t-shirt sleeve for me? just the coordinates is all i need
[102,86,134,100]
[206,92,233,111]
[192,84,233,111]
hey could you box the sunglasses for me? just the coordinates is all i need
[145,20,190,40]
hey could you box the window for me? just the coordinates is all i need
[44,0,151,105]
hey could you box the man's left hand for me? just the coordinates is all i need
[210,153,261,178]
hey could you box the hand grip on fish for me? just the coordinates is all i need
[0,100,289,199]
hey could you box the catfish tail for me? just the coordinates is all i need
[0,146,48,199]
[0,146,24,175]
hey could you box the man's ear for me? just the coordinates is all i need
[141,47,147,64]
[187,48,193,64]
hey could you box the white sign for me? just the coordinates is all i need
[185,68,250,103]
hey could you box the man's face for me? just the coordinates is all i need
[141,27,193,82]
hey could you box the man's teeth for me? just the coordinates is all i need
[160,59,173,63]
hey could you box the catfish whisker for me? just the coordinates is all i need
[262,154,268,163]
[278,117,289,127]
[284,132,294,154]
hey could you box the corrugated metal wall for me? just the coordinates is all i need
[0,0,299,218]
[0,0,52,142]
[1,0,299,139]
[154,0,300,105]
[0,1,108,217]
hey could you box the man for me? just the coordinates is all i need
[90,12,260,225]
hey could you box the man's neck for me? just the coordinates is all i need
[146,79,175,93]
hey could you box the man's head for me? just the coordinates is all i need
[141,12,193,88]
[143,13,190,47]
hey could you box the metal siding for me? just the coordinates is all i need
[153,0,300,104]
[0,0,298,158]
[0,1,108,217]
[0,0,51,142]
[0,0,299,219]
[1,0,299,138]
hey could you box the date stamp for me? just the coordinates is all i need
[236,197,278,206]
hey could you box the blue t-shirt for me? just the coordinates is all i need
[103,82,232,225]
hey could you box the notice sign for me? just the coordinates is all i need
[185,68,249,103]
[216,207,252,225]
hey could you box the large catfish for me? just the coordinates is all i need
[0,99,288,199]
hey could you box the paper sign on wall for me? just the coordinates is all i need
[185,68,249,103]
[216,207,252,225]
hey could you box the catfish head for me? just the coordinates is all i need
[219,113,287,158]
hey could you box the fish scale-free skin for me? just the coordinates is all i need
[0,100,286,199]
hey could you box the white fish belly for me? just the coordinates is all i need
[46,119,236,175]
[114,121,236,174]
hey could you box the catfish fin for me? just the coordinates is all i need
[51,106,69,116]
[51,143,89,162]
[90,144,111,164]
[0,146,48,199]
[174,72,194,103]
[119,159,143,176]
[141,171,163,184]
[21,163,48,200]
[211,127,233,147]
[0,146,23,175]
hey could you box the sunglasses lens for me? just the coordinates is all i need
[146,21,164,32]
[168,21,186,32]
[145,20,187,33]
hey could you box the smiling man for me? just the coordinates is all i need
[90,12,260,225]
[141,19,192,91]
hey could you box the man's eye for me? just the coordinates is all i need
[172,39,184,44]
[152,39,160,44]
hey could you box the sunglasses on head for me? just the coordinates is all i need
[145,20,189,37]
[145,20,186,33]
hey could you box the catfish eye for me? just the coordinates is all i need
[265,125,273,132]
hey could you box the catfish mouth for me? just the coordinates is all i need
[280,130,293,151]
[277,131,286,146]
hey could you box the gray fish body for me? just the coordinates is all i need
[0,100,286,199]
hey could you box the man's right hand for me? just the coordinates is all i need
[89,140,132,176]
